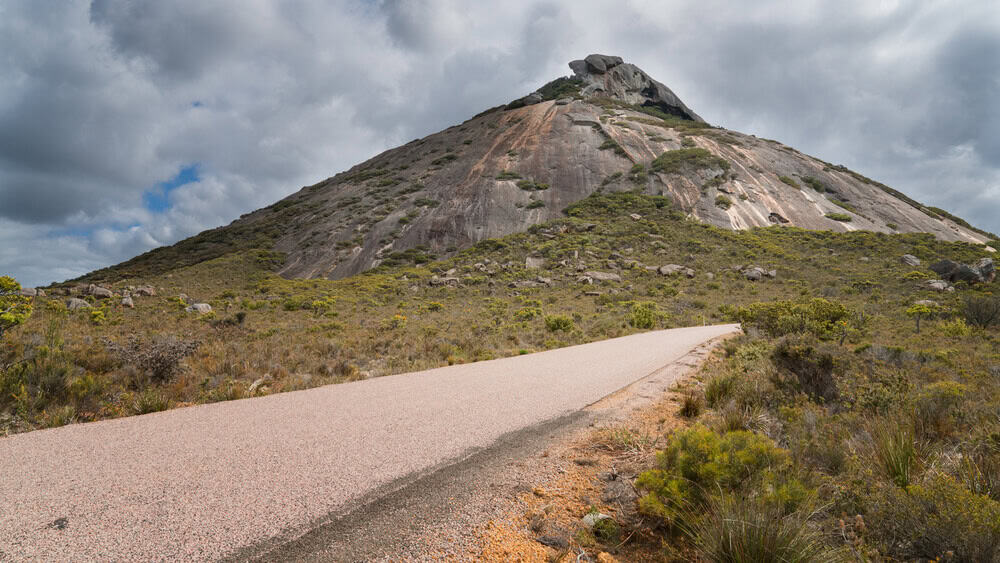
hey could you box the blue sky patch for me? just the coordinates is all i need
[143,164,200,212]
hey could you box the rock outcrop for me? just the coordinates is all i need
[569,54,704,122]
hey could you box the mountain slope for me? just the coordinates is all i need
[80,54,993,283]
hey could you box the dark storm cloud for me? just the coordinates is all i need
[0,0,997,287]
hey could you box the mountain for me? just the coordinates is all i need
[80,54,994,283]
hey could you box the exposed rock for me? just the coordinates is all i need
[583,291,602,296]
[19,288,37,297]
[134,286,156,296]
[121,296,134,309]
[584,271,622,282]
[658,264,694,278]
[536,535,569,549]
[185,303,213,314]
[629,213,642,221]
[705,272,715,280]
[742,266,771,281]
[570,54,703,122]
[248,375,272,395]
[927,280,954,292]
[66,298,90,311]
[977,257,995,282]
[768,212,790,224]
[554,97,573,105]
[509,280,542,288]
[901,254,921,267]
[36,289,45,297]
[914,299,939,308]
[91,286,113,299]
[428,276,461,287]
[930,258,995,283]
[986,246,996,253]
[525,256,545,270]
[536,276,553,285]
[582,512,612,528]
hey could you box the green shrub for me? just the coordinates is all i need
[544,314,573,332]
[914,381,967,439]
[651,148,729,174]
[963,295,1000,328]
[715,195,733,210]
[868,473,1000,562]
[825,212,852,222]
[732,299,850,340]
[0,276,33,340]
[870,419,919,487]
[705,372,739,408]
[680,391,704,418]
[495,170,521,180]
[771,338,839,402]
[514,307,541,321]
[132,389,170,415]
[778,175,800,188]
[525,200,545,209]
[801,176,825,192]
[626,301,665,329]
[637,426,790,525]
[689,495,849,563]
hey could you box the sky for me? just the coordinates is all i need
[1,0,998,287]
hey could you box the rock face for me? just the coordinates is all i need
[569,54,704,122]
[78,55,995,285]
[901,254,921,267]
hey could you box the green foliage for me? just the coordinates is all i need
[516,180,549,191]
[513,307,541,321]
[771,338,839,402]
[914,381,967,439]
[525,200,545,209]
[825,212,852,222]
[801,176,825,192]
[598,138,627,156]
[870,419,919,487]
[868,473,1000,561]
[495,170,521,180]
[705,372,739,408]
[544,314,573,332]
[626,301,665,329]
[731,299,851,340]
[413,198,440,208]
[715,195,733,210]
[430,153,457,166]
[637,425,791,525]
[0,276,32,339]
[651,148,730,174]
[778,175,800,189]
[963,294,1000,328]
[689,495,850,563]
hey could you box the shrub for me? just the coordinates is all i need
[939,317,972,337]
[0,275,32,340]
[771,338,839,402]
[778,175,800,189]
[825,212,852,222]
[495,170,521,180]
[801,176,825,192]
[868,473,1000,562]
[870,418,919,487]
[651,148,730,174]
[525,199,545,209]
[680,391,704,418]
[637,426,790,526]
[514,307,541,321]
[626,301,665,329]
[732,299,851,340]
[715,195,733,210]
[104,335,200,384]
[544,314,573,332]
[132,389,170,415]
[963,295,1000,328]
[705,372,739,408]
[688,495,849,563]
[914,381,967,439]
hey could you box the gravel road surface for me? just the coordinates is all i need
[0,324,738,561]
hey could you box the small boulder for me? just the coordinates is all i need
[185,303,213,314]
[582,512,612,528]
[121,296,134,309]
[927,280,953,292]
[36,289,46,297]
[134,286,156,297]
[67,298,91,311]
[914,299,939,308]
[976,257,995,282]
[248,375,272,395]
[525,256,545,270]
[629,213,642,221]
[536,535,568,549]
[523,92,543,105]
[584,271,622,282]
[91,286,113,299]
[658,264,695,278]
[901,254,921,267]
[19,288,37,297]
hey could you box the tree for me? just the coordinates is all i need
[0,276,32,340]
[905,303,933,334]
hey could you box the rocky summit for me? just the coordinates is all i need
[85,55,993,283]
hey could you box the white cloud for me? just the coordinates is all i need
[0,0,997,287]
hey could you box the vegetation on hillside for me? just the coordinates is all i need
[3,191,998,558]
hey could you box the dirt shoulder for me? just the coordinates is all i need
[249,333,731,561]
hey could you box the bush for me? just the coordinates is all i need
[104,335,200,384]
[0,275,32,340]
[825,212,852,222]
[732,299,851,340]
[544,314,573,332]
[689,495,849,563]
[778,175,800,188]
[637,425,790,525]
[680,391,704,418]
[651,148,730,174]
[868,473,1000,562]
[870,418,919,487]
[801,176,825,192]
[914,381,967,439]
[715,195,733,210]
[963,295,1000,328]
[705,372,739,408]
[771,338,839,402]
[626,301,665,329]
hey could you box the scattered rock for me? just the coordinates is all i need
[66,298,90,311]
[926,280,954,292]
[930,258,995,283]
[185,303,213,314]
[584,271,622,282]
[768,212,790,224]
[134,286,156,297]
[536,276,553,285]
[19,288,37,297]
[705,272,715,280]
[602,478,638,505]
[248,375,272,395]
[428,276,461,287]
[901,254,921,267]
[121,296,134,309]
[629,213,642,221]
[509,280,543,288]
[859,256,870,262]
[36,289,46,297]
[986,246,996,253]
[914,299,939,308]
[582,512,612,528]
[91,286,113,299]
[658,264,694,278]
[525,256,545,270]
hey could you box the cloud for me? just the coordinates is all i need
[0,0,997,287]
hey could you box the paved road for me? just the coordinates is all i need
[0,324,738,561]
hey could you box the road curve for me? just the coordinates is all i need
[0,324,738,561]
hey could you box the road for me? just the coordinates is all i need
[0,324,738,561]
